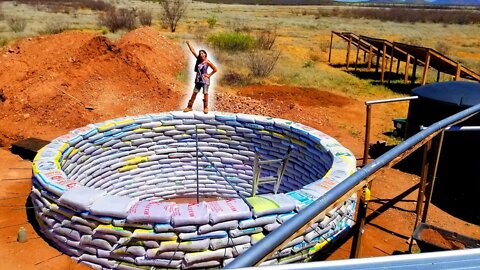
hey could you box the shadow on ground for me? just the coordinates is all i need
[367,140,480,225]
[329,63,422,94]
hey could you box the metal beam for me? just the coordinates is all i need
[232,248,480,270]
[226,103,480,268]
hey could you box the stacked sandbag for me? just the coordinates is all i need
[30,111,357,269]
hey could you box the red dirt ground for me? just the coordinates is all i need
[0,27,478,269]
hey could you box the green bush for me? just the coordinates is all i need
[207,32,255,51]
[206,16,217,28]
[303,59,314,68]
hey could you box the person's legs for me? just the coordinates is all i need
[203,85,209,114]
[183,88,199,112]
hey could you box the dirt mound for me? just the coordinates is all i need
[0,27,185,147]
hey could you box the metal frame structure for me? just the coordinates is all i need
[329,31,480,84]
[232,248,480,270]
[226,103,480,268]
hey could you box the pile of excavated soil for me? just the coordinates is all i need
[0,27,185,147]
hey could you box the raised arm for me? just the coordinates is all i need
[186,41,197,58]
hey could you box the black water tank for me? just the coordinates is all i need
[406,81,480,224]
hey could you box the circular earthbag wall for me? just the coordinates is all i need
[30,111,357,269]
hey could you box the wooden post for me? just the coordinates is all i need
[354,43,360,71]
[346,36,352,70]
[328,32,333,63]
[367,45,373,71]
[455,63,462,81]
[413,140,433,234]
[396,56,401,75]
[375,52,380,74]
[421,51,431,85]
[388,44,395,84]
[362,104,372,166]
[411,58,418,85]
[350,187,369,258]
[363,51,367,62]
[404,54,410,83]
[380,41,387,83]
[422,131,445,223]
[436,70,441,82]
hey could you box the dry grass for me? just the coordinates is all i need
[0,0,478,97]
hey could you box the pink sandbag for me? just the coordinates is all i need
[171,202,209,226]
[207,199,252,224]
[127,201,176,224]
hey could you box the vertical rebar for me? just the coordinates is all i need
[196,125,199,204]
[363,104,372,166]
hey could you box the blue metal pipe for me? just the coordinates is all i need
[226,103,480,268]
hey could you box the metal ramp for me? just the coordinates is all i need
[251,146,293,196]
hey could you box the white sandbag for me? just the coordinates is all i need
[231,243,251,256]
[154,223,173,233]
[292,241,317,253]
[264,221,281,232]
[89,195,138,218]
[239,215,277,229]
[80,235,113,250]
[112,219,153,229]
[53,227,81,241]
[286,189,322,211]
[158,238,210,252]
[71,216,99,228]
[277,212,296,223]
[126,245,146,256]
[246,196,282,218]
[173,225,197,233]
[171,202,209,227]
[80,212,113,224]
[229,227,262,238]
[184,260,221,269]
[207,199,252,224]
[198,220,238,234]
[93,224,132,237]
[131,229,178,241]
[146,249,185,259]
[305,226,330,243]
[97,249,135,263]
[117,262,151,270]
[92,232,118,243]
[278,250,309,264]
[179,230,228,241]
[183,248,233,265]
[58,186,106,211]
[68,222,93,234]
[210,235,251,250]
[79,253,116,268]
[134,257,182,268]
[126,201,175,224]
[259,259,279,266]
[79,261,103,270]
[284,235,304,248]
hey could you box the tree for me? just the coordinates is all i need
[157,0,188,33]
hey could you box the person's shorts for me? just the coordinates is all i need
[193,83,209,94]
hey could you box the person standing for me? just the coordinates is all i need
[183,41,217,114]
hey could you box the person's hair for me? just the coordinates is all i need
[194,50,207,72]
